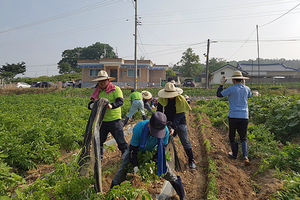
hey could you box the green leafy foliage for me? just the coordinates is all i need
[0,152,25,197]
[16,159,95,200]
[0,91,90,171]
[125,150,160,183]
[95,181,151,200]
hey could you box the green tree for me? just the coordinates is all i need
[209,57,227,73]
[59,62,72,74]
[177,48,202,77]
[58,42,118,74]
[166,68,175,76]
[0,62,26,82]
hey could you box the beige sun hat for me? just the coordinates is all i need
[141,91,152,99]
[170,80,175,84]
[227,70,249,80]
[91,70,115,83]
[158,82,183,98]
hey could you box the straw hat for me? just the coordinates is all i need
[91,70,115,83]
[141,91,152,100]
[227,70,249,80]
[158,82,183,98]
[170,80,175,84]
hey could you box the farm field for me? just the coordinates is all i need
[1,86,300,199]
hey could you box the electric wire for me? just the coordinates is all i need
[260,2,300,27]
[0,0,122,34]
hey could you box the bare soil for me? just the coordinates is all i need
[25,101,284,199]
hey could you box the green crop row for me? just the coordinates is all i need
[193,94,300,199]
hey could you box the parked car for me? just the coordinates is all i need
[62,81,74,88]
[16,82,31,88]
[39,82,58,88]
[31,82,41,87]
[183,79,195,87]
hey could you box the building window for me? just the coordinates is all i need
[127,69,140,77]
[221,72,225,75]
[89,69,101,77]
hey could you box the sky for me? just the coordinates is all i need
[0,0,300,78]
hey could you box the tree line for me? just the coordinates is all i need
[1,41,300,82]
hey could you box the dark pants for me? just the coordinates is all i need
[228,117,249,143]
[100,119,128,152]
[144,102,153,114]
[176,124,192,150]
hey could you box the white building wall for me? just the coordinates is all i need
[210,67,236,85]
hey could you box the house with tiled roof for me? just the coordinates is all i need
[77,58,168,88]
[209,63,249,85]
[237,63,300,78]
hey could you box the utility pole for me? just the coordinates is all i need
[256,25,260,87]
[205,39,210,89]
[134,0,138,91]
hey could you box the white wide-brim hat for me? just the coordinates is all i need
[227,70,249,80]
[91,70,115,82]
[158,82,183,98]
[184,94,189,99]
[141,91,152,99]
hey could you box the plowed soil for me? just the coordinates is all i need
[25,101,283,199]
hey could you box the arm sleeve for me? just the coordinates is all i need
[217,85,224,97]
[111,97,123,109]
[129,144,139,167]
[157,103,163,112]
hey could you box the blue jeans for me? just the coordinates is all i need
[175,124,192,150]
[126,99,145,118]
[111,149,178,187]
[144,102,153,114]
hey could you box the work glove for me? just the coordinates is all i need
[169,128,174,136]
[252,90,259,97]
[88,101,94,110]
[107,104,112,109]
[220,76,227,86]
[151,105,155,109]
[133,166,139,174]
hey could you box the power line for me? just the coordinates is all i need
[260,2,300,27]
[0,0,122,34]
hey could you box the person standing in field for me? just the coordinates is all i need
[111,112,187,200]
[88,70,128,161]
[123,90,147,127]
[157,82,196,169]
[216,70,253,166]
[141,90,154,114]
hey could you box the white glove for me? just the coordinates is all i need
[151,105,155,109]
[133,166,139,174]
[107,104,112,109]
[169,128,174,136]
[252,90,259,97]
[220,76,227,85]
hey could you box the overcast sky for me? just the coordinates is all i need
[1,0,300,77]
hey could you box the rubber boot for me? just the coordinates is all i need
[170,176,187,200]
[142,115,147,120]
[123,117,129,127]
[228,142,238,159]
[242,142,251,166]
[185,148,196,169]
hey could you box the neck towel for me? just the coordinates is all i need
[90,81,116,100]
[140,122,167,177]
[158,95,191,113]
